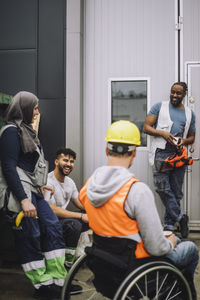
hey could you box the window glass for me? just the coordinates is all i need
[111,80,148,146]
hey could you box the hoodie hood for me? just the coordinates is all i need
[87,166,133,207]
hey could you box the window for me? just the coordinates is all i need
[110,78,149,147]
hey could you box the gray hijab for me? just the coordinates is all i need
[5,91,40,153]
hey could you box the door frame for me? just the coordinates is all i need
[184,61,200,230]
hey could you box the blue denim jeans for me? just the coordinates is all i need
[166,237,199,278]
[153,148,186,230]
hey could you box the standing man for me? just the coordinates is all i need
[46,148,89,267]
[79,120,198,299]
[143,82,195,238]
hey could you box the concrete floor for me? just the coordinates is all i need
[0,233,200,300]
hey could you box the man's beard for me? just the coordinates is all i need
[58,164,72,176]
[170,97,183,107]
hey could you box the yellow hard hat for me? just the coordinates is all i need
[105,120,141,146]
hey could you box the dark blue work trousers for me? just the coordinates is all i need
[12,193,65,264]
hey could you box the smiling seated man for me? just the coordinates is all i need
[46,148,89,268]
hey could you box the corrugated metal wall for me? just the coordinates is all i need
[83,0,176,218]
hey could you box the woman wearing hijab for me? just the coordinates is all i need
[0,91,79,299]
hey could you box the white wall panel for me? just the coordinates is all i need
[183,0,200,63]
[66,0,84,189]
[83,0,176,189]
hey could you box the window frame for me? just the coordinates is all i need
[108,77,150,150]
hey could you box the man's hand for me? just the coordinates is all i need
[81,213,88,223]
[40,185,54,198]
[73,198,85,210]
[143,115,173,143]
[161,131,175,144]
[21,198,37,218]
[177,132,195,147]
[167,233,177,248]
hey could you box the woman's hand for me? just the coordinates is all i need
[21,198,37,218]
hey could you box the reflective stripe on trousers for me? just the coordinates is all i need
[12,193,67,288]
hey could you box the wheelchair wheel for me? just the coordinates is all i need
[61,253,110,300]
[114,261,192,300]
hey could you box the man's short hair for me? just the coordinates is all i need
[56,148,76,160]
[107,142,136,157]
[172,81,188,93]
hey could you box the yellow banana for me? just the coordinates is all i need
[15,211,39,227]
[15,211,24,227]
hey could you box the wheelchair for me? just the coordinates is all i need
[61,245,192,300]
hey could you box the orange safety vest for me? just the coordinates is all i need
[79,177,150,259]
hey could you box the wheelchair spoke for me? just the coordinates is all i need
[165,280,178,300]
[145,273,148,296]
[156,271,159,295]
[87,291,99,300]
[153,272,169,299]
[167,291,182,300]
[165,279,185,300]
[135,282,145,297]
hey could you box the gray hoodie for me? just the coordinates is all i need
[87,165,174,256]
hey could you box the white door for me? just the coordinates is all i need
[182,0,200,230]
[185,62,200,230]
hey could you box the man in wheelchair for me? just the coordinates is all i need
[79,120,199,299]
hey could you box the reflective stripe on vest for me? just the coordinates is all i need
[79,177,150,258]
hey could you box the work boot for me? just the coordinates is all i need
[34,284,61,300]
[34,284,82,299]
[179,214,189,238]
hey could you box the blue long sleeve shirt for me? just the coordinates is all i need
[0,126,39,202]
